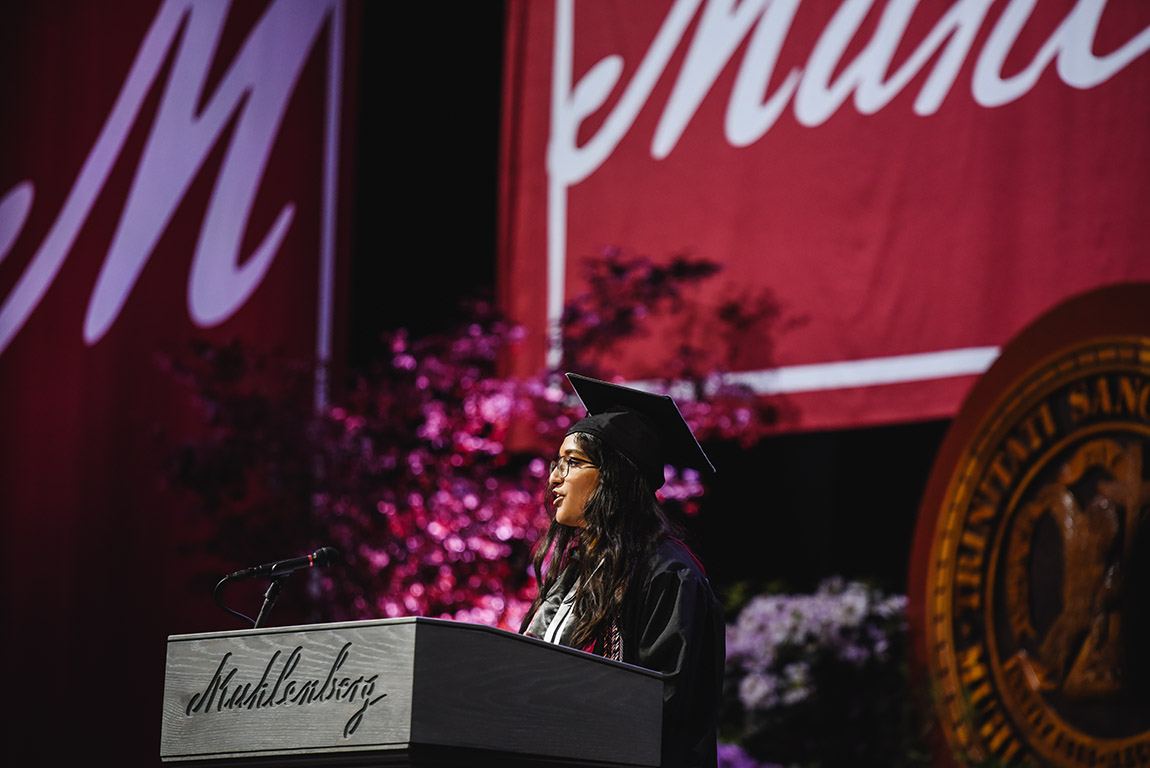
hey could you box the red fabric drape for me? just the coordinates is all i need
[498,0,1150,431]
[0,2,358,763]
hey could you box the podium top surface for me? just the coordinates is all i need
[168,615,661,677]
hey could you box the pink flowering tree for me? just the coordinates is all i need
[163,249,783,629]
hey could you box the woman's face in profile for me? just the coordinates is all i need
[550,433,599,528]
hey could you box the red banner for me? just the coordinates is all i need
[499,0,1150,431]
[0,1,356,762]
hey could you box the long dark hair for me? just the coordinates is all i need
[520,432,678,649]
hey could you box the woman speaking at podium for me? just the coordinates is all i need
[521,374,724,768]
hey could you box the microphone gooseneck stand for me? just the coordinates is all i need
[253,574,290,629]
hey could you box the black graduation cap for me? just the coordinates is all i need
[564,373,716,489]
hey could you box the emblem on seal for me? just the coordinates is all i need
[926,337,1150,767]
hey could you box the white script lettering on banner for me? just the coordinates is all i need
[0,0,341,357]
[545,0,1150,365]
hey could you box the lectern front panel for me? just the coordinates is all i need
[161,620,415,762]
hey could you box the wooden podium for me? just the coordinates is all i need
[161,617,663,767]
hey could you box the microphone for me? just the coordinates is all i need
[225,547,340,582]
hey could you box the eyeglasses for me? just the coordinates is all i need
[549,456,598,478]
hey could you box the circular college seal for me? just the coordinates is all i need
[910,285,1150,768]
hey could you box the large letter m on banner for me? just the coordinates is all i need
[0,0,344,357]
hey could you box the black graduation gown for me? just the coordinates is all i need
[524,538,725,768]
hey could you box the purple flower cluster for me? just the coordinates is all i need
[726,578,907,714]
[717,741,782,768]
[721,578,923,766]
